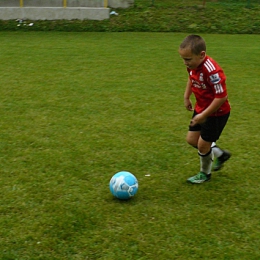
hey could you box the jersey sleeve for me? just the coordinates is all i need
[204,59,228,98]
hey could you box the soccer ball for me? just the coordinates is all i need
[109,171,138,200]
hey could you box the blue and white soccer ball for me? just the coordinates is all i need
[109,171,138,200]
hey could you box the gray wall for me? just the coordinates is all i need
[0,7,110,20]
[0,0,134,8]
[0,0,134,20]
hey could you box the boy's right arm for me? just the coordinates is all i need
[184,78,193,111]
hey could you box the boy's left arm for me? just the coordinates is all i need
[190,96,227,126]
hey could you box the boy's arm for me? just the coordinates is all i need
[184,78,193,111]
[190,96,227,126]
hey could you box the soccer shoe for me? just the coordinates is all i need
[187,172,211,184]
[213,150,231,171]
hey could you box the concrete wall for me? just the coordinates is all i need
[0,0,134,20]
[0,7,110,20]
[0,0,134,8]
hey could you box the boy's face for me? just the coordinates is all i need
[179,48,206,70]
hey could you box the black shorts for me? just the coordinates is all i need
[189,111,230,142]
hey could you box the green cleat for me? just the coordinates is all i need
[187,172,211,184]
[213,150,231,171]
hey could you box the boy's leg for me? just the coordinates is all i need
[211,142,231,171]
[198,137,213,174]
[187,113,230,183]
[212,150,231,171]
[186,111,201,148]
[186,131,200,148]
[211,142,223,157]
[205,113,231,171]
[187,137,213,184]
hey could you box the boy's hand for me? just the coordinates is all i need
[190,113,206,127]
[184,98,193,111]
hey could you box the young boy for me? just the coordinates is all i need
[179,35,231,184]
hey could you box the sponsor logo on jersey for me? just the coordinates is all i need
[192,80,207,89]
[210,73,221,84]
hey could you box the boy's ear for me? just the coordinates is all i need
[200,51,206,59]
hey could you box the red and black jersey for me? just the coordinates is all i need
[187,56,231,116]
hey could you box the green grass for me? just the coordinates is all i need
[0,32,260,259]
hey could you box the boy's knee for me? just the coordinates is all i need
[186,131,200,148]
[186,136,198,148]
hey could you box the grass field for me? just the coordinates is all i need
[1,0,260,33]
[0,32,260,259]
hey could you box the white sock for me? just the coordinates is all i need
[211,144,223,158]
[199,149,214,175]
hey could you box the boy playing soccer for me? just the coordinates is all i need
[179,35,231,184]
